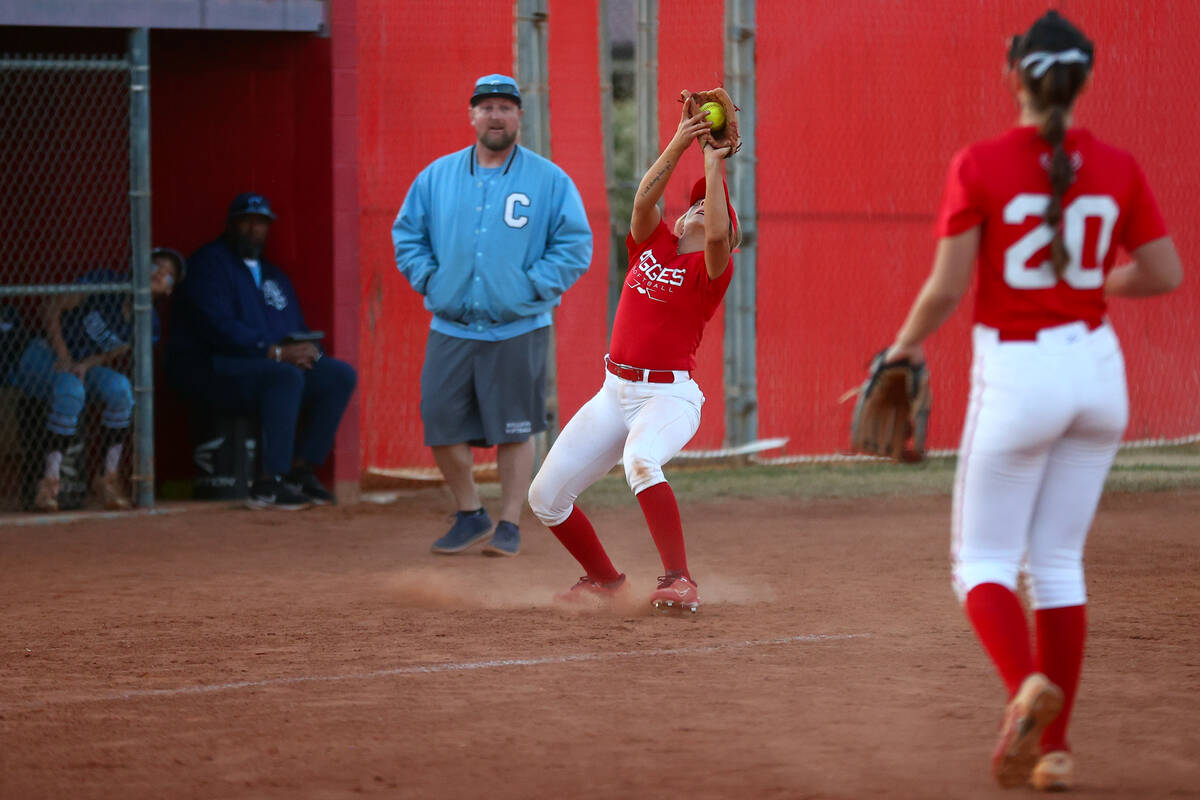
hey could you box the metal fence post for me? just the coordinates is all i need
[516,0,557,467]
[128,27,154,508]
[517,0,551,159]
[634,0,658,176]
[724,0,757,447]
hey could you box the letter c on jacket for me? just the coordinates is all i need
[504,193,531,229]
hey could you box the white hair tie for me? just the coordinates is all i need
[1019,48,1091,79]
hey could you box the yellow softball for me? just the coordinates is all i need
[700,101,725,131]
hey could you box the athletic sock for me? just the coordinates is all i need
[636,481,690,582]
[43,432,73,480]
[98,427,127,475]
[548,506,620,583]
[104,443,124,475]
[1036,604,1086,753]
[44,450,63,480]
[964,582,1036,696]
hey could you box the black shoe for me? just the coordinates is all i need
[285,466,335,505]
[246,476,312,511]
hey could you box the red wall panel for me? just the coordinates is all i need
[548,0,612,433]
[756,0,1200,455]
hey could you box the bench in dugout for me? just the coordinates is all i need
[190,410,258,500]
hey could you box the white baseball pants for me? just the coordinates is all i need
[952,321,1128,610]
[529,369,704,527]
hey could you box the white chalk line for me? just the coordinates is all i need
[6,633,871,711]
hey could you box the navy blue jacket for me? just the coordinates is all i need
[63,269,161,361]
[167,236,308,381]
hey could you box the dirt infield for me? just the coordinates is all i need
[2,487,1199,799]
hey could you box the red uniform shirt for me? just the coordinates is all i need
[937,126,1167,338]
[610,220,733,371]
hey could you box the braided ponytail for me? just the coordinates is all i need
[1040,99,1072,277]
[1011,10,1094,279]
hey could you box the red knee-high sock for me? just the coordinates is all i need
[964,583,1036,696]
[636,482,690,581]
[548,506,621,583]
[1036,604,1086,753]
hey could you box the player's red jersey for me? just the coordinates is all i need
[937,126,1167,339]
[610,220,733,371]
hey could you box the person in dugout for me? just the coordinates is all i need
[166,193,357,510]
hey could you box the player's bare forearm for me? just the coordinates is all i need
[1106,236,1182,297]
[702,146,731,277]
[703,147,730,239]
[891,229,978,355]
[634,148,683,210]
[85,344,130,370]
[891,286,958,357]
[41,293,81,361]
[635,105,712,211]
[631,151,679,241]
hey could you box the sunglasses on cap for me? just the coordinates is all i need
[472,82,520,100]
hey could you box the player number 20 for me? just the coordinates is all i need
[1003,193,1119,290]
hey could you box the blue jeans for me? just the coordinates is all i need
[10,338,133,436]
[171,355,357,476]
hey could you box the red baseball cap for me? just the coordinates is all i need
[689,176,738,238]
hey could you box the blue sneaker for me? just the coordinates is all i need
[482,520,520,557]
[431,509,493,554]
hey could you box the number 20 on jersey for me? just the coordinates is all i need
[1004,193,1119,290]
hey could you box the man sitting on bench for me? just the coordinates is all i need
[166,193,357,510]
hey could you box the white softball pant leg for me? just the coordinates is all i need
[952,323,1127,609]
[621,378,703,495]
[528,378,627,527]
[528,373,703,525]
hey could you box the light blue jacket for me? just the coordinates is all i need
[392,145,593,341]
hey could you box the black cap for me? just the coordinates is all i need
[227,192,276,221]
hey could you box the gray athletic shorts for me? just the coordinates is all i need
[420,327,549,447]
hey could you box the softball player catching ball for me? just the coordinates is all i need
[885,11,1182,790]
[528,100,738,614]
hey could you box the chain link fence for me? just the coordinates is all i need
[0,50,153,513]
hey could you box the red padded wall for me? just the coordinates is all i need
[548,0,612,434]
[755,0,1200,454]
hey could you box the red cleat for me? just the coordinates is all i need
[650,572,699,614]
[554,574,628,606]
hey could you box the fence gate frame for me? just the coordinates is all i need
[0,27,155,510]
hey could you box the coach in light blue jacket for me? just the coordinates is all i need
[392,73,592,559]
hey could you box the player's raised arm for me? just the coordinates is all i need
[702,143,732,279]
[630,92,710,244]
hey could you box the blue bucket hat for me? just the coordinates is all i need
[471,73,521,107]
[227,192,276,221]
